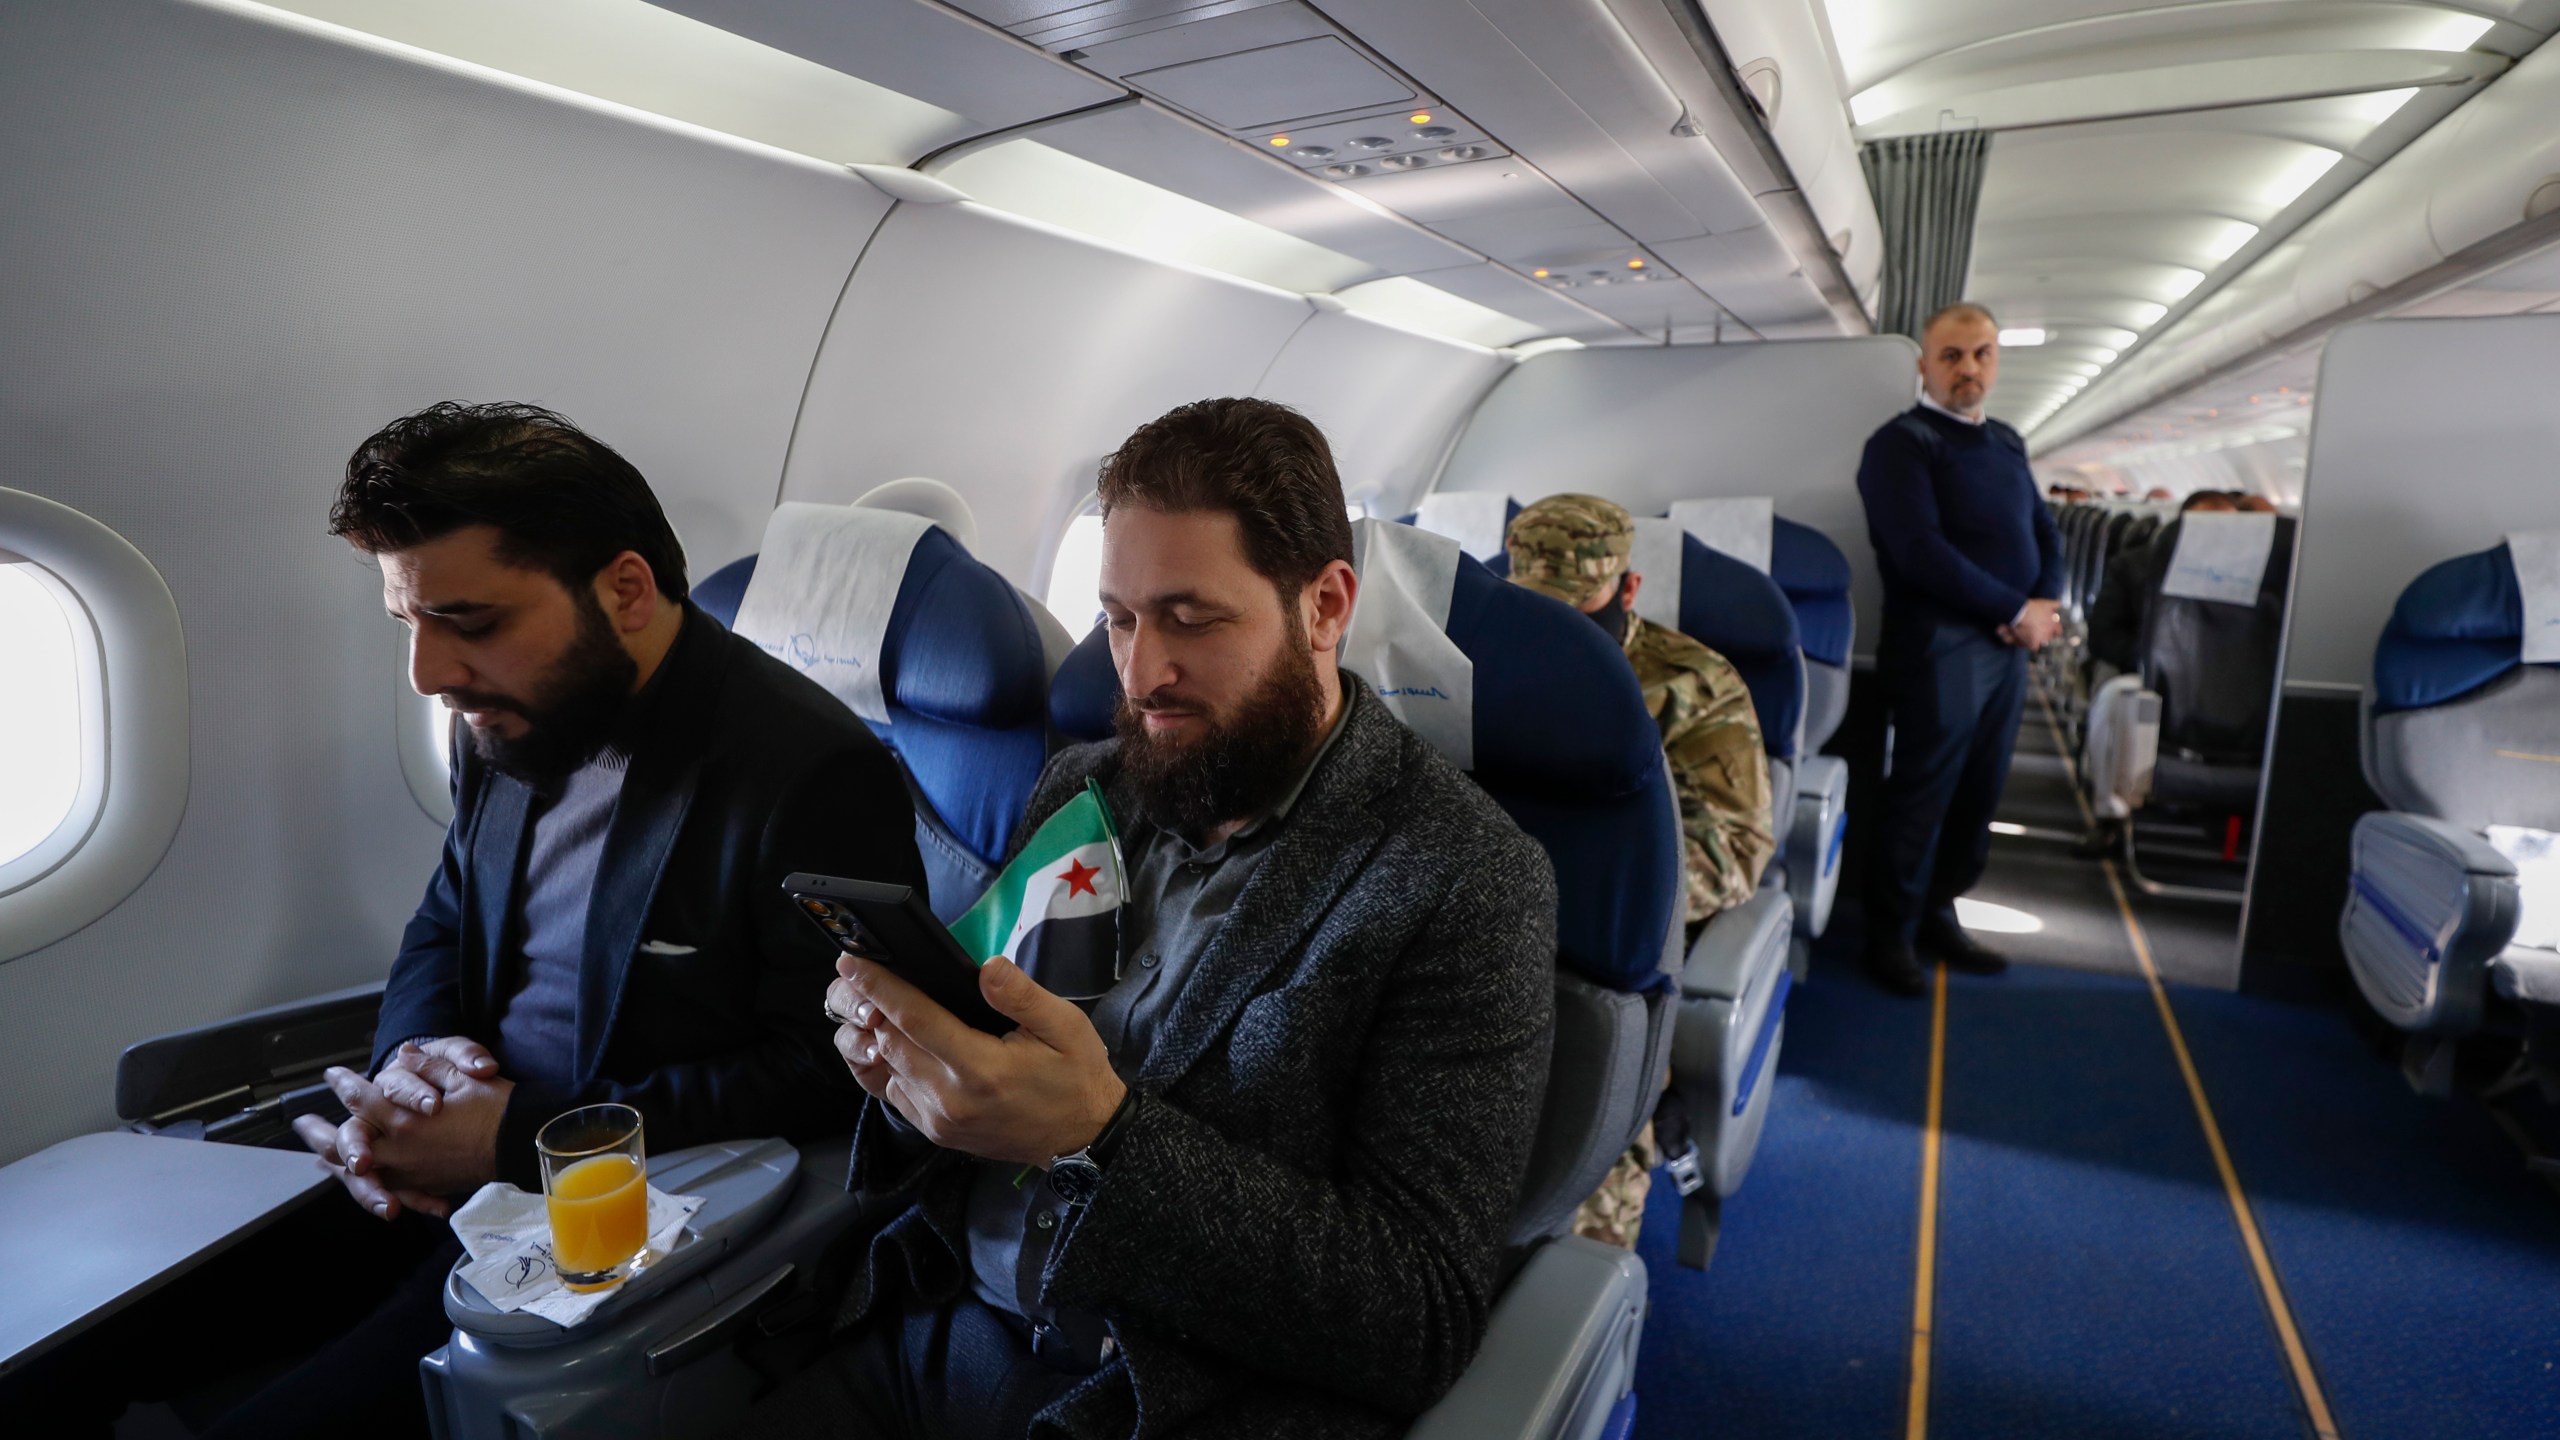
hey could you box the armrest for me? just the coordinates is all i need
[1680,889,1793,1001]
[2341,812,2520,1035]
[116,981,386,1127]
[1405,1237,1645,1440]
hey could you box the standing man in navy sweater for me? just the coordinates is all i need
[1856,303,2065,996]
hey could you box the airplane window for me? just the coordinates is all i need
[1043,511,1107,633]
[0,560,88,871]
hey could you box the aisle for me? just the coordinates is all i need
[1628,697,2560,1439]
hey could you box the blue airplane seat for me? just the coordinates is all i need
[1440,531,1796,1271]
[1770,516,1854,749]
[1046,522,1673,1437]
[695,517,1051,922]
[2343,542,2560,1070]
[1769,518,1854,946]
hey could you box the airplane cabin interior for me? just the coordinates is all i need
[5,1,2560,1437]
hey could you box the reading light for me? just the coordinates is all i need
[1269,135,1289,147]
[1409,112,1433,125]
[1627,258,1645,269]
[1532,268,1550,278]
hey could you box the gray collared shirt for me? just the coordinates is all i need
[962,695,1353,1364]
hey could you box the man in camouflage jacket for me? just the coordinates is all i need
[1506,493,1774,1248]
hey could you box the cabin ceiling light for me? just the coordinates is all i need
[2419,15,2495,51]
[2131,301,2169,328]
[1999,327,2046,346]
[2162,267,2206,300]
[2263,148,2345,210]
[1847,87,1895,126]
[2205,221,2261,261]
[2353,87,2421,126]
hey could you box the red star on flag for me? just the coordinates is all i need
[1058,857,1101,898]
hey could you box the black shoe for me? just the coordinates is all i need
[1864,942,1929,998]
[1918,915,2009,976]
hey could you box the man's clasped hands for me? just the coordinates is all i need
[291,1037,515,1221]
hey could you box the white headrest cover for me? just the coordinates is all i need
[2509,529,2560,664]
[1343,518,1475,771]
[1669,497,1774,574]
[2161,511,2277,606]
[730,503,933,725]
[855,478,980,554]
[1415,491,1512,563]
[1628,518,1685,630]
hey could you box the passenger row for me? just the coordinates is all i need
[2040,491,2295,897]
[4,397,1841,1440]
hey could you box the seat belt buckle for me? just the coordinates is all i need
[1663,1139,1706,1197]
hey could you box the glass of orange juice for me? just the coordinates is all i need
[536,1104,649,1292]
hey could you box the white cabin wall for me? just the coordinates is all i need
[0,0,888,1165]
[771,202,1314,589]
[2286,314,2560,689]
[0,0,1522,1165]
[1433,338,1920,651]
[770,207,1512,595]
[1252,310,1511,522]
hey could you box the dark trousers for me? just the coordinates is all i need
[1869,620,2028,945]
[0,1193,458,1439]
[728,1295,1085,1440]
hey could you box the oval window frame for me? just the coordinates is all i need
[0,556,108,892]
[0,488,189,964]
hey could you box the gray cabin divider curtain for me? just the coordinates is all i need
[1861,131,1992,340]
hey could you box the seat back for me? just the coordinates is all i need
[2136,513,2295,767]
[1770,517,1854,751]
[696,512,1051,919]
[2365,541,2560,831]
[1050,521,1683,1246]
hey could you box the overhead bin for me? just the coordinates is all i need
[2047,28,2560,450]
[1691,0,1886,303]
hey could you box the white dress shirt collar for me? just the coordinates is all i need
[1918,392,1986,426]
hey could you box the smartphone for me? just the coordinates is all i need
[783,873,1013,1035]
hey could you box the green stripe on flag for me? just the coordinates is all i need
[948,779,1121,964]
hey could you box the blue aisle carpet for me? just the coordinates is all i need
[1929,965,2301,1439]
[1628,944,2560,1439]
[2170,987,2560,1438]
[1629,939,1929,1439]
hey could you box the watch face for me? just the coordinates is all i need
[1051,1154,1103,1206]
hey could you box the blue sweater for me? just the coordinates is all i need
[1856,405,2064,633]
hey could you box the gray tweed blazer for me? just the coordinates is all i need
[832,680,1557,1439]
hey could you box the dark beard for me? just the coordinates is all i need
[452,591,638,786]
[1114,622,1327,841]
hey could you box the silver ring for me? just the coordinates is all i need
[823,1001,853,1025]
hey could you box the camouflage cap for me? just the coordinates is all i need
[1506,493,1634,607]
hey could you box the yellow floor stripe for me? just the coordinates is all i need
[1906,959,1949,1440]
[2033,687,2343,1440]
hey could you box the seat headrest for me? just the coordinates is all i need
[1770,517,1854,669]
[697,518,1049,864]
[1044,528,1679,992]
[1668,497,1774,574]
[2373,542,2529,714]
[2161,512,2280,606]
[729,504,936,725]
[1342,520,1475,769]
[1406,492,1519,562]
[853,477,980,554]
[1674,537,1802,761]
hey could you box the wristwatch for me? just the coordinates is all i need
[1048,1090,1136,1207]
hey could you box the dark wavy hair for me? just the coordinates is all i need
[1096,398,1353,600]
[329,401,687,600]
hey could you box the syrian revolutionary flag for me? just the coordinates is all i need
[947,779,1125,1001]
